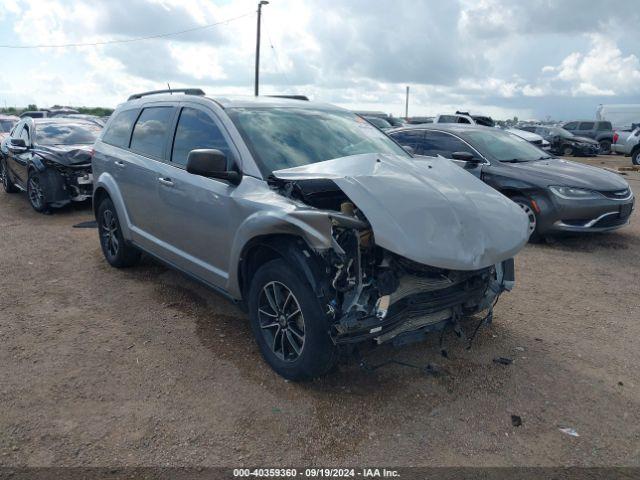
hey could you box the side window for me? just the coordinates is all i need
[437,115,457,123]
[579,122,594,130]
[564,122,578,131]
[597,121,612,131]
[421,131,477,158]
[171,107,235,168]
[457,117,471,124]
[130,107,174,159]
[102,109,139,148]
[390,130,425,154]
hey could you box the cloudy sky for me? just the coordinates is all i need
[0,0,638,120]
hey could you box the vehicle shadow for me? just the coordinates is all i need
[536,230,637,253]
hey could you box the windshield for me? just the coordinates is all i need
[0,120,16,133]
[551,127,574,139]
[365,117,392,129]
[464,129,550,162]
[228,107,409,174]
[36,122,102,145]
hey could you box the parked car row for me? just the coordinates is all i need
[0,90,635,381]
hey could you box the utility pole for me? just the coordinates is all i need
[405,86,409,119]
[254,1,269,96]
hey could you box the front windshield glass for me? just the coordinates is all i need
[0,120,16,133]
[228,107,409,174]
[465,129,550,162]
[36,122,102,145]
[550,127,574,139]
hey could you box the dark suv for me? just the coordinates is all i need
[561,120,614,154]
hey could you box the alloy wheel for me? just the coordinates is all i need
[517,202,537,235]
[258,281,305,362]
[101,209,120,258]
[27,175,45,209]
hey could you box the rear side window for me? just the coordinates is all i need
[437,115,458,123]
[130,107,174,159]
[390,130,424,153]
[564,122,578,130]
[171,108,234,167]
[597,121,612,131]
[103,109,139,148]
[579,122,595,130]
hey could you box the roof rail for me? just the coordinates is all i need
[127,88,205,101]
[267,95,309,101]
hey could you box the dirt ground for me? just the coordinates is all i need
[0,155,639,467]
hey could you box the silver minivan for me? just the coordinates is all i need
[92,89,530,380]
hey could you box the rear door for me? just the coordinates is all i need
[577,121,595,139]
[115,104,177,254]
[152,103,240,287]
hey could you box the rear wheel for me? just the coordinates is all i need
[632,149,640,166]
[97,197,141,268]
[1,159,19,193]
[599,140,612,154]
[248,258,337,380]
[27,170,50,213]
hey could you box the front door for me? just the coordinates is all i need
[153,104,239,288]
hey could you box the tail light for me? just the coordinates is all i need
[613,133,618,143]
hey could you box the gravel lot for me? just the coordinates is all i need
[1,155,639,467]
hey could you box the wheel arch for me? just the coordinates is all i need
[237,234,329,302]
[92,174,133,242]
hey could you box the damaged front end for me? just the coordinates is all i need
[270,172,517,348]
[36,146,93,206]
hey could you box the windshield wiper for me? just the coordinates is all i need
[501,158,528,163]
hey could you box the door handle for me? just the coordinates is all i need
[114,160,125,168]
[158,177,174,187]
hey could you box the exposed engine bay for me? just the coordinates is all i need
[270,176,515,346]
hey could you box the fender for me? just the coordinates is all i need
[225,209,337,298]
[94,172,134,242]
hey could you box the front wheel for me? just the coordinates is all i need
[562,145,574,157]
[1,159,19,193]
[27,170,50,213]
[632,149,640,166]
[97,197,141,268]
[513,196,541,243]
[248,258,337,381]
[599,140,612,155]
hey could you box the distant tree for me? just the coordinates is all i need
[27,104,38,111]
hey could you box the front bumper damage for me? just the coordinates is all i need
[41,162,93,206]
[320,215,514,347]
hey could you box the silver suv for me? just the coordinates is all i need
[92,89,530,380]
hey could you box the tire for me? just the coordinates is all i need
[1,159,19,193]
[512,196,542,243]
[632,149,640,166]
[562,145,574,157]
[248,258,338,381]
[27,170,50,213]
[599,140,612,155]
[97,197,141,268]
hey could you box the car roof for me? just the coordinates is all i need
[388,123,495,135]
[31,118,101,127]
[122,93,344,111]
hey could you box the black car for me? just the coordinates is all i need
[561,120,614,154]
[388,124,635,241]
[1,117,101,213]
[520,125,599,157]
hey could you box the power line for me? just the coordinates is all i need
[0,12,253,49]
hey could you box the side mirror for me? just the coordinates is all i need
[186,149,241,185]
[451,151,478,163]
[8,138,27,153]
[401,145,415,155]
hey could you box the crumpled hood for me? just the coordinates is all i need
[506,158,629,190]
[34,144,93,166]
[273,153,530,271]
